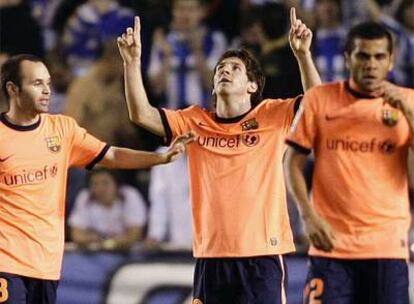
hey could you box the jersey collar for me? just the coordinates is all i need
[0,112,41,131]
[345,81,378,100]
[214,108,253,124]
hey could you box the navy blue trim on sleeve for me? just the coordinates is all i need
[293,95,303,115]
[85,144,111,170]
[157,108,173,146]
[286,140,311,155]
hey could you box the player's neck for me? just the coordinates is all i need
[216,96,251,119]
[5,106,40,126]
[348,78,380,98]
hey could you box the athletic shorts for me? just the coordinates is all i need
[303,257,409,304]
[0,272,58,304]
[192,255,287,304]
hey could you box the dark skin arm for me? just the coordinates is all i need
[284,146,335,252]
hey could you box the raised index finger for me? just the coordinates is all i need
[134,16,141,40]
[290,7,297,25]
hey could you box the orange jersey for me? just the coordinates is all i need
[287,81,413,259]
[0,113,108,280]
[161,98,300,257]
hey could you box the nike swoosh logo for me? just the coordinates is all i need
[0,155,13,162]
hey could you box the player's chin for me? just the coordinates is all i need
[215,87,232,97]
[37,105,49,113]
[360,78,381,93]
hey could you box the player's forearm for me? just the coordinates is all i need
[284,148,316,220]
[295,51,321,92]
[100,147,169,169]
[123,61,165,136]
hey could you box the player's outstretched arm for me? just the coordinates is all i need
[118,16,165,136]
[284,146,335,252]
[289,7,321,92]
[99,132,195,169]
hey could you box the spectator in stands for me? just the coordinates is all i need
[236,3,303,98]
[64,38,141,211]
[69,168,147,251]
[146,147,192,249]
[290,0,347,82]
[62,0,134,76]
[312,0,347,82]
[147,0,227,109]
[64,39,138,148]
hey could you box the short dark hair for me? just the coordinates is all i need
[1,54,44,100]
[344,22,393,55]
[213,48,265,107]
[86,168,126,203]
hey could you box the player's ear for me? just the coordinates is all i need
[247,81,258,94]
[6,81,19,97]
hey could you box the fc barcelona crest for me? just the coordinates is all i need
[45,136,61,153]
[381,109,399,127]
[241,118,259,131]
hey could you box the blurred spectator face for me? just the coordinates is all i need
[316,0,340,27]
[346,38,393,93]
[172,0,205,31]
[402,3,414,31]
[89,171,118,206]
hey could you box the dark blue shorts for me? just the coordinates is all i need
[193,255,287,304]
[0,272,58,304]
[303,257,409,304]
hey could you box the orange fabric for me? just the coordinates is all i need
[163,98,297,257]
[287,81,413,259]
[0,114,107,279]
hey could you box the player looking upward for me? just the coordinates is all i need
[117,8,321,303]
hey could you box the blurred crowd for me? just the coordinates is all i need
[1,0,414,252]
